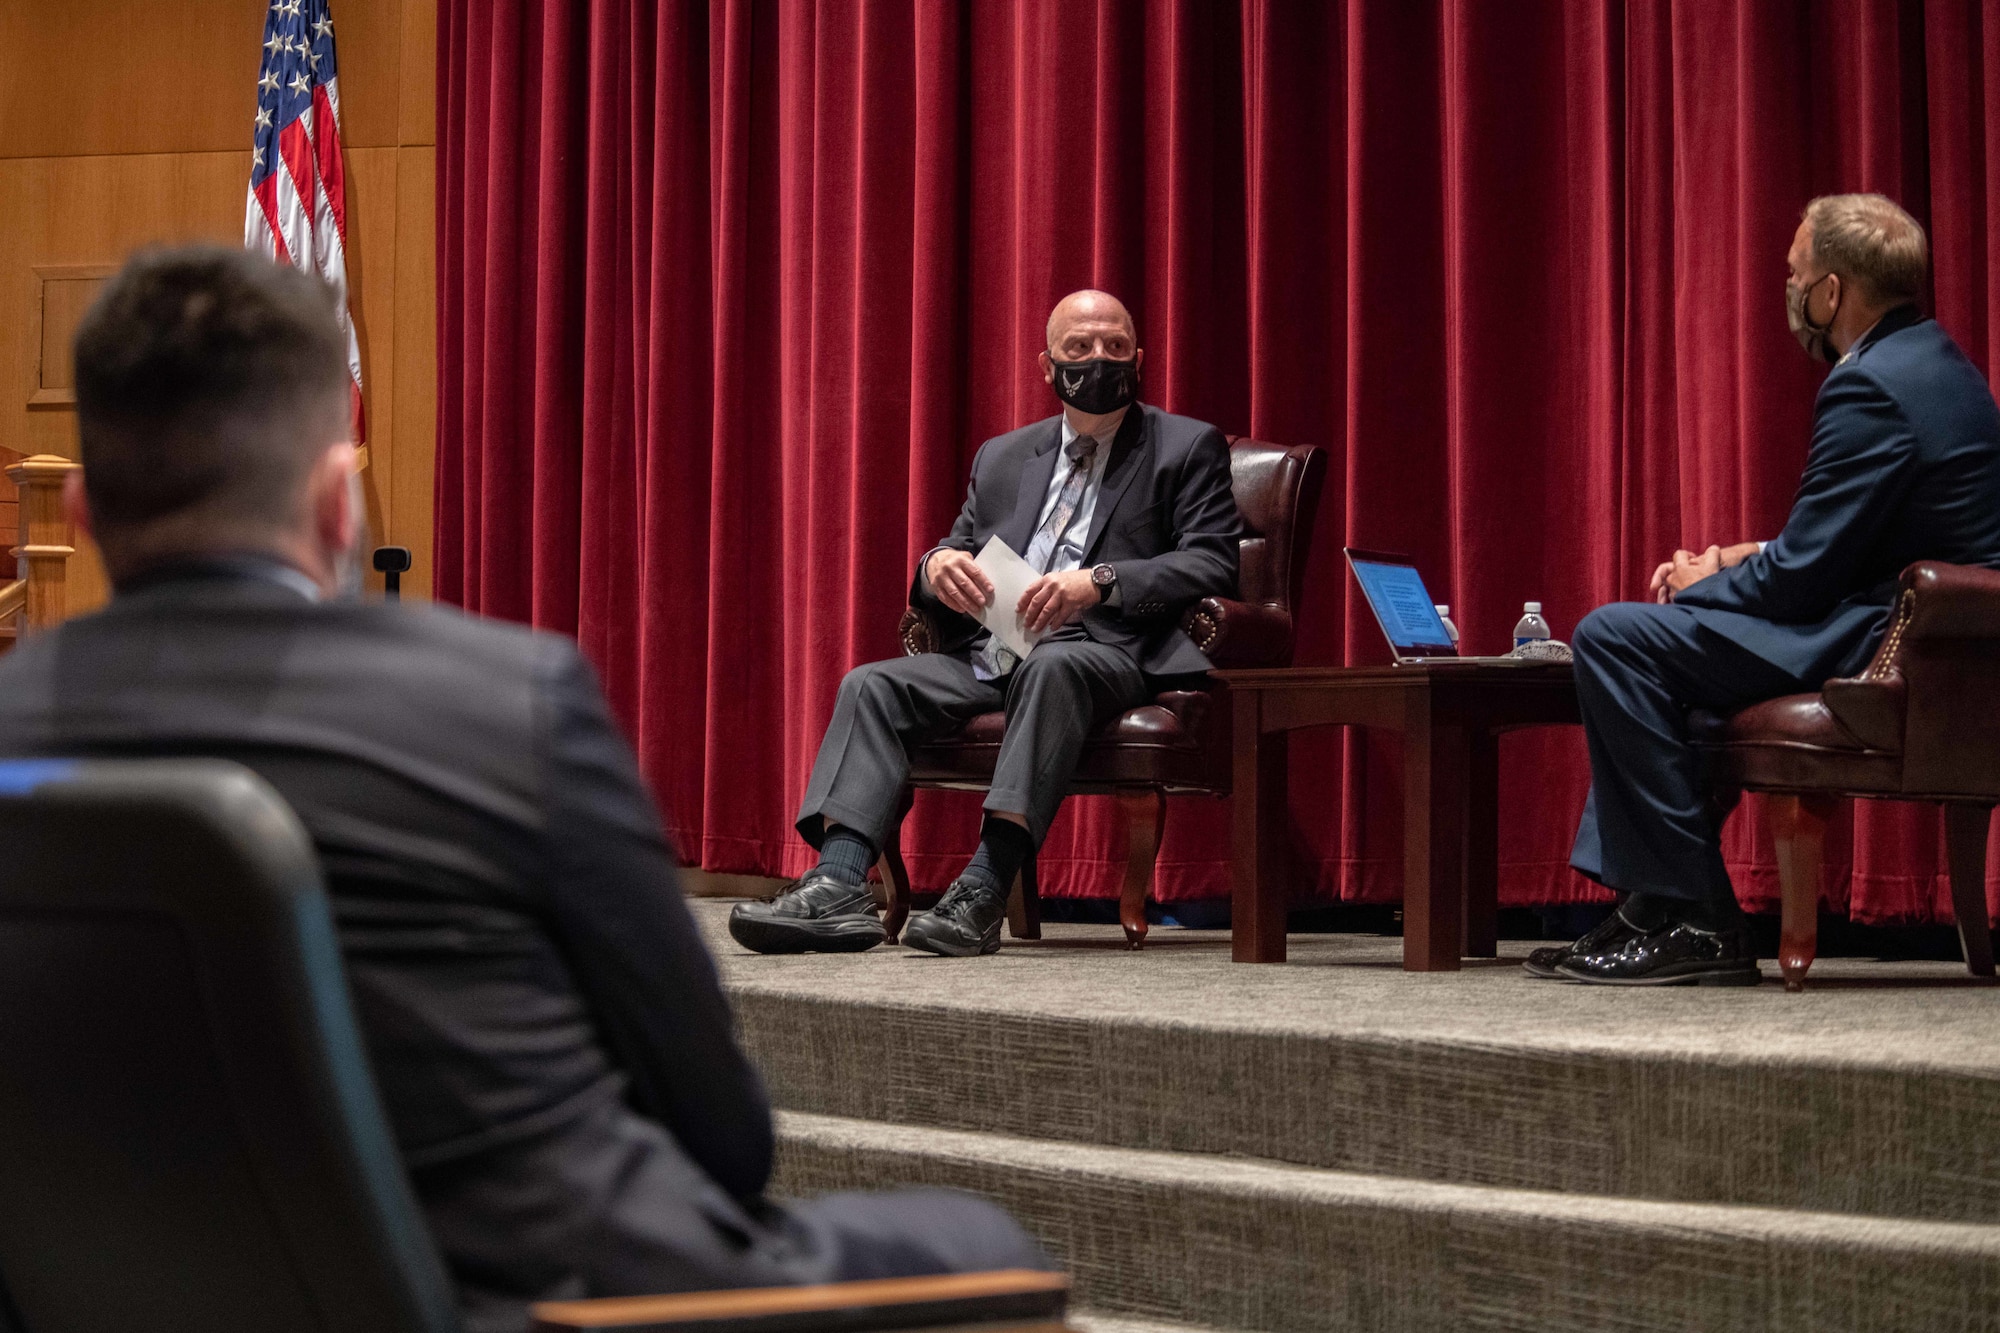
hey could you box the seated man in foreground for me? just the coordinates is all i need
[0,246,1045,1332]
[1537,193,2000,986]
[730,290,1243,957]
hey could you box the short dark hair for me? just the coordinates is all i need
[1804,193,1929,307]
[72,245,352,534]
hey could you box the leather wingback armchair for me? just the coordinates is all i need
[881,438,1326,948]
[1689,561,2000,990]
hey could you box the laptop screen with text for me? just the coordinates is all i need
[1348,556,1456,653]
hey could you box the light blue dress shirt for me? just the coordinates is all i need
[1033,414,1118,577]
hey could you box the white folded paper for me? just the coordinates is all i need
[971,535,1046,660]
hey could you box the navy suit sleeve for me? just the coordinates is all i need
[1675,370,1919,623]
[535,642,774,1202]
[1109,425,1242,610]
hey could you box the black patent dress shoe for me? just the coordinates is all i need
[901,878,1006,957]
[1555,921,1762,987]
[728,871,886,954]
[1522,904,1654,979]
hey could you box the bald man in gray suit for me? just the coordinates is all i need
[732,291,1243,959]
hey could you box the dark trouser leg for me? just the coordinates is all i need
[789,1188,1053,1279]
[986,638,1148,844]
[436,1102,1051,1333]
[1568,602,1807,904]
[796,655,1002,851]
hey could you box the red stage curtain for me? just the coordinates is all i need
[436,0,2000,924]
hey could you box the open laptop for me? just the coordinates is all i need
[1344,547,1533,666]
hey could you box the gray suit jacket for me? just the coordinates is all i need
[910,402,1243,676]
[0,563,782,1326]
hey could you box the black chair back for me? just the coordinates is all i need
[0,759,460,1333]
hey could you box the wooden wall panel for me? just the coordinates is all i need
[0,0,265,160]
[29,265,116,404]
[0,151,248,459]
[0,0,414,159]
[397,0,438,150]
[0,0,436,613]
[392,146,437,601]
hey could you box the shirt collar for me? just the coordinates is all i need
[114,552,323,603]
[1059,405,1129,455]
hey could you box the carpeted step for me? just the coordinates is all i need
[773,1110,2000,1333]
[700,902,2000,1225]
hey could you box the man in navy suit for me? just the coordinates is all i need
[1533,193,2000,986]
[731,291,1242,958]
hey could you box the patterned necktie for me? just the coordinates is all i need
[1025,436,1101,573]
[972,434,1100,679]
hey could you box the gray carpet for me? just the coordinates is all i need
[698,903,2000,1070]
[777,1111,2000,1333]
[702,903,2000,1220]
[692,901,2000,1330]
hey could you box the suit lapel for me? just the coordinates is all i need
[1079,404,1151,564]
[999,418,1065,557]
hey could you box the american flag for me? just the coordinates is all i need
[244,0,364,441]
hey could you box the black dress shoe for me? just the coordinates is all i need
[1555,921,1762,987]
[1522,904,1654,979]
[728,872,886,954]
[901,878,1005,957]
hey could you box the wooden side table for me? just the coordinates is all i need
[1214,663,1582,970]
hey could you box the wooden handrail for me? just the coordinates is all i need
[6,454,79,635]
[531,1270,1070,1332]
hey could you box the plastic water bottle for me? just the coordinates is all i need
[1434,605,1460,648]
[1513,601,1550,650]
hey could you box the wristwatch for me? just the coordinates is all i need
[1091,563,1117,601]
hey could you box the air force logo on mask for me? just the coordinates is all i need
[1051,357,1138,415]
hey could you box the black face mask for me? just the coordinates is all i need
[1050,357,1139,415]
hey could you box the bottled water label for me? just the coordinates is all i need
[1512,603,1550,649]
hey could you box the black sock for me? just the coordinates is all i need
[814,825,876,887]
[1635,892,1742,932]
[960,816,1034,900]
[1618,892,1672,931]
[1677,895,1746,932]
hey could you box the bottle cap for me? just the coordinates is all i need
[1524,602,1542,613]
[1434,605,1450,617]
